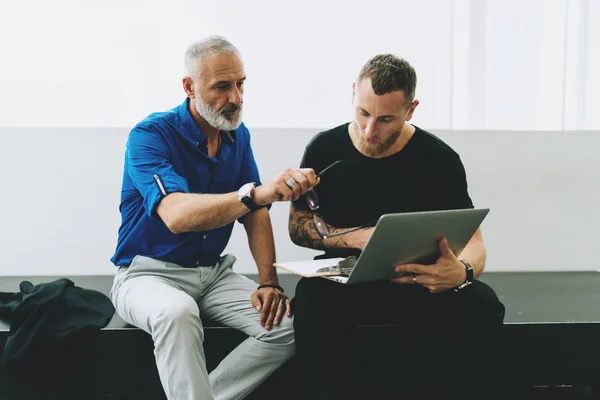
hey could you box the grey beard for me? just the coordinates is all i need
[195,96,243,131]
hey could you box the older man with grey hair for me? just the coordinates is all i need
[109,36,318,400]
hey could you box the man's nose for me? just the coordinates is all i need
[229,86,242,105]
[365,119,377,136]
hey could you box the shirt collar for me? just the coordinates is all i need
[178,98,237,145]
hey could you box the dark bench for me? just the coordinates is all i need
[2,272,600,399]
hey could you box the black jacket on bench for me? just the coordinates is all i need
[0,278,115,389]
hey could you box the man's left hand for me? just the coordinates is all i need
[251,287,291,331]
[392,238,466,293]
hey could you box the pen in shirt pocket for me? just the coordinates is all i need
[154,174,167,196]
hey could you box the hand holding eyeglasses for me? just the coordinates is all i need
[254,168,319,205]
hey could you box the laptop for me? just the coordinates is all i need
[274,208,489,284]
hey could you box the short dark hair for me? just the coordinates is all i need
[356,54,417,104]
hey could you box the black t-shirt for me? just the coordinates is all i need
[292,123,474,257]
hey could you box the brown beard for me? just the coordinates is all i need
[355,123,402,157]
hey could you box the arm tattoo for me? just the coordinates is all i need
[288,209,327,250]
[334,235,349,247]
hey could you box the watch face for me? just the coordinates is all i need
[239,182,255,198]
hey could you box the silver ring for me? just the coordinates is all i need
[413,274,417,284]
[285,178,298,190]
[279,297,287,306]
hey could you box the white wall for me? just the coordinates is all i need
[1,0,598,275]
[0,0,598,130]
[0,127,598,276]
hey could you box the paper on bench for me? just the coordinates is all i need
[273,258,346,278]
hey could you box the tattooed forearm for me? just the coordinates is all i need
[334,235,349,247]
[288,209,327,250]
[288,205,360,250]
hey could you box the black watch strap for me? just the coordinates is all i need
[241,196,261,211]
[462,260,474,282]
[455,260,474,291]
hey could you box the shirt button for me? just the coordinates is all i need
[196,261,200,266]
[203,235,207,239]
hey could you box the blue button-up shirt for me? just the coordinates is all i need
[111,99,262,267]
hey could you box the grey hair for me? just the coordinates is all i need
[184,35,240,78]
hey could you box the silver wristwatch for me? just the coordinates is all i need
[237,182,261,211]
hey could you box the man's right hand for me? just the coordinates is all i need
[254,168,318,205]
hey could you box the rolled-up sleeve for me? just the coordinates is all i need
[126,124,189,219]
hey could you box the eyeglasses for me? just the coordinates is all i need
[305,160,352,211]
[306,160,376,239]
[312,217,377,239]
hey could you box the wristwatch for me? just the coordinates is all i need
[454,260,474,291]
[238,182,261,211]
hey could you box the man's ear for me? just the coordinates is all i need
[405,99,420,121]
[351,82,356,105]
[182,77,195,98]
